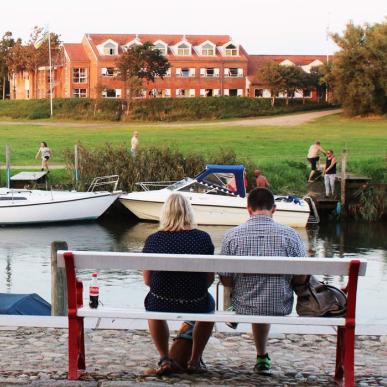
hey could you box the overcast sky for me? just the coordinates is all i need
[2,0,386,54]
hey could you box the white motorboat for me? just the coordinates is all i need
[120,165,314,228]
[0,176,121,225]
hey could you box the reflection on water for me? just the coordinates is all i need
[0,220,386,323]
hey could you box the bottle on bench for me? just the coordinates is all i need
[89,272,99,309]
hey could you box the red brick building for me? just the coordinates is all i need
[10,33,329,101]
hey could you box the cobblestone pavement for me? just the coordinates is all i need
[0,328,386,386]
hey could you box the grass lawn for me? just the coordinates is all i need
[0,113,386,185]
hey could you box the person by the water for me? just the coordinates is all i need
[35,141,52,171]
[254,170,270,188]
[324,149,337,197]
[131,131,139,157]
[307,141,326,182]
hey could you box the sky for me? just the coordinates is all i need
[2,0,386,55]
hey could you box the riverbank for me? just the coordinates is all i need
[0,327,386,386]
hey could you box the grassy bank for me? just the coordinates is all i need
[0,113,385,195]
[0,97,332,121]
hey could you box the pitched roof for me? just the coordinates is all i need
[63,43,89,62]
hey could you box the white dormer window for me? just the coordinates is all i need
[224,43,238,56]
[177,42,190,56]
[201,42,215,56]
[280,59,295,66]
[103,42,117,56]
[154,41,167,56]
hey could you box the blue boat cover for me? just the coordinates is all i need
[0,293,51,315]
[195,164,246,198]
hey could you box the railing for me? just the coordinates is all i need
[87,175,119,192]
[135,181,176,191]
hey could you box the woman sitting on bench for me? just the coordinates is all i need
[143,193,215,375]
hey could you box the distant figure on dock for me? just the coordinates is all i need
[35,141,51,172]
[131,131,139,157]
[254,170,270,188]
[307,141,326,182]
[142,193,215,375]
[324,150,337,197]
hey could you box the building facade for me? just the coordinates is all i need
[10,33,329,101]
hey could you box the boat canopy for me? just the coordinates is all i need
[195,164,246,198]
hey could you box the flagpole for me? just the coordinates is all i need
[48,26,53,117]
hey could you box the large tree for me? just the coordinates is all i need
[116,41,170,113]
[259,62,287,106]
[0,31,16,99]
[330,20,387,115]
[282,65,306,105]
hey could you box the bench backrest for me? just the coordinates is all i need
[57,250,367,276]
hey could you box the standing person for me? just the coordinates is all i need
[143,193,215,375]
[324,150,337,197]
[35,141,52,172]
[307,141,326,182]
[220,188,306,375]
[131,131,139,157]
[254,170,270,188]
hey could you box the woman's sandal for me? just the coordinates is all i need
[186,359,208,374]
[144,356,174,376]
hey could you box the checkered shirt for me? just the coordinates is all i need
[220,215,306,316]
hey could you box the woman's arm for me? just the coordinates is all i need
[143,271,152,287]
[35,149,41,159]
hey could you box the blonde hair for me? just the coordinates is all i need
[159,193,196,232]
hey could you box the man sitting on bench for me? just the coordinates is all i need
[220,188,306,375]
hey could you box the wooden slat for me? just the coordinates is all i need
[77,307,345,326]
[57,250,367,276]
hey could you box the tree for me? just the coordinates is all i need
[116,41,170,113]
[282,65,305,105]
[308,65,330,103]
[0,31,16,99]
[330,20,387,115]
[259,62,287,106]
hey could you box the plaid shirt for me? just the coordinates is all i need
[220,215,306,316]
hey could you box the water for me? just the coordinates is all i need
[0,219,386,324]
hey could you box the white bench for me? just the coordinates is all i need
[57,250,367,386]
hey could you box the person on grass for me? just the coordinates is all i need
[143,193,215,375]
[324,149,337,197]
[130,131,139,157]
[307,141,326,182]
[35,141,52,172]
[220,188,306,375]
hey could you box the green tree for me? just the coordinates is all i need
[330,20,387,115]
[282,65,305,105]
[259,62,287,106]
[116,41,170,113]
[0,31,16,99]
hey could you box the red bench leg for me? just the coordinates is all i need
[343,325,355,387]
[68,316,85,379]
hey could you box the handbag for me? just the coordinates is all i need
[293,275,347,317]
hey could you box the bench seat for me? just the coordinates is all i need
[78,307,346,326]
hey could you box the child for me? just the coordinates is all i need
[35,142,52,171]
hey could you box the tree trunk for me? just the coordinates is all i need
[2,76,6,99]
[271,96,275,107]
[34,68,38,99]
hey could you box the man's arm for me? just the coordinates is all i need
[219,235,234,287]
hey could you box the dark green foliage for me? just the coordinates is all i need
[0,97,333,121]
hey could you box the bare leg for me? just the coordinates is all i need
[308,170,315,181]
[189,321,214,365]
[252,323,271,356]
[148,319,170,358]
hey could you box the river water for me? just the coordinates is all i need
[0,219,386,324]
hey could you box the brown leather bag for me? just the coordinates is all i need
[293,275,347,317]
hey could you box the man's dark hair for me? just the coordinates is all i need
[248,188,275,211]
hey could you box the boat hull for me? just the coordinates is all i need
[120,193,310,228]
[0,192,120,225]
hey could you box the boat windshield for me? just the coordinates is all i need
[166,178,194,191]
[178,178,237,196]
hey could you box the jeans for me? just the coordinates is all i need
[324,174,336,196]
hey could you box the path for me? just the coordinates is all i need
[0,327,385,386]
[0,109,342,129]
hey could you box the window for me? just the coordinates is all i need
[201,43,214,56]
[303,89,311,98]
[103,42,117,55]
[177,43,190,56]
[101,67,115,77]
[102,89,121,98]
[73,88,87,98]
[228,68,238,77]
[229,89,238,96]
[154,42,167,56]
[181,68,190,77]
[255,89,263,97]
[225,44,238,56]
[73,68,87,83]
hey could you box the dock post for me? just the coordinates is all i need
[340,149,347,209]
[51,241,68,316]
[74,144,80,187]
[5,145,11,189]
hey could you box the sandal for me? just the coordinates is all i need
[186,359,208,374]
[144,356,174,376]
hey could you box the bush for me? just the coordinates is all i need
[0,97,334,122]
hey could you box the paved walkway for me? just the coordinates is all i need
[0,327,386,386]
[0,109,342,129]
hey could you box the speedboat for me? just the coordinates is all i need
[119,165,313,227]
[0,176,121,225]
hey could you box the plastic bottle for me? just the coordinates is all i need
[89,273,99,309]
